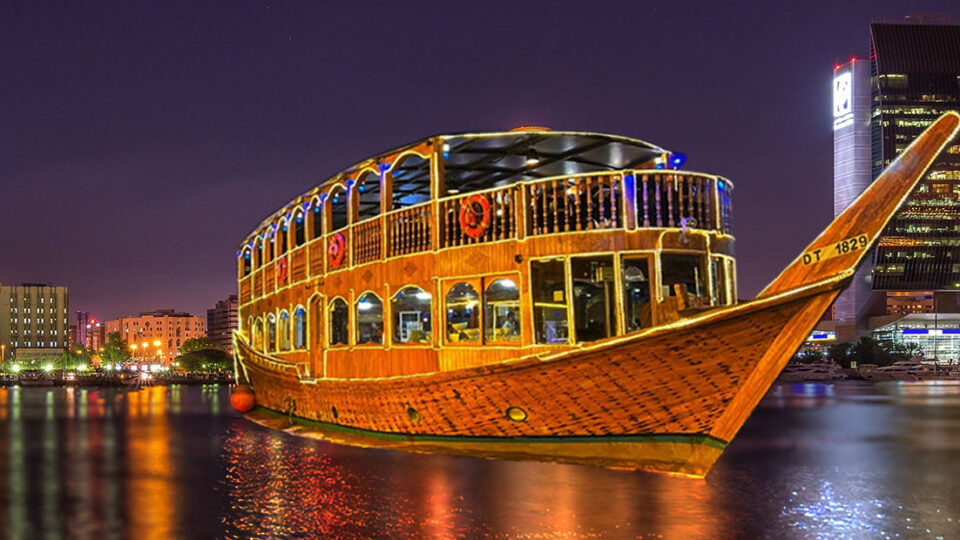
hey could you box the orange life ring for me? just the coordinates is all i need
[459,194,491,239]
[328,233,346,267]
[277,256,288,283]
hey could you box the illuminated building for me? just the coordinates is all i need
[75,310,90,346]
[85,318,106,351]
[872,313,960,363]
[832,55,873,336]
[0,283,69,364]
[870,22,960,293]
[105,309,206,363]
[207,294,238,352]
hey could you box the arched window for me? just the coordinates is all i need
[310,197,323,240]
[252,318,264,350]
[292,209,305,247]
[390,153,430,208]
[445,283,479,343]
[294,306,306,348]
[356,170,381,221]
[267,229,275,262]
[392,286,432,344]
[329,298,349,346]
[484,279,521,342]
[278,310,291,350]
[253,237,263,269]
[240,248,251,277]
[329,185,348,231]
[356,293,383,345]
[278,219,289,255]
[267,314,277,351]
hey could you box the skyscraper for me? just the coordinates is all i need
[207,295,238,352]
[0,283,70,364]
[869,23,960,300]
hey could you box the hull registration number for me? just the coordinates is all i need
[802,234,869,266]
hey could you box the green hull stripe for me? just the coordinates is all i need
[254,408,729,450]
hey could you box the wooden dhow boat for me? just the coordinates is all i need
[233,114,960,477]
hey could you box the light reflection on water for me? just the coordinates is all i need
[0,382,958,538]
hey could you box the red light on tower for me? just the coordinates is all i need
[834,64,841,70]
[850,57,856,63]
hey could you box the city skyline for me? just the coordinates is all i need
[2,2,959,320]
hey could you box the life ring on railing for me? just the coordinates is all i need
[328,233,346,267]
[277,256,288,283]
[459,194,491,239]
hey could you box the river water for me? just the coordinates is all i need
[0,381,958,539]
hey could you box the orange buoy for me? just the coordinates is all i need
[230,385,256,413]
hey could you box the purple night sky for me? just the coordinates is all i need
[2,1,958,321]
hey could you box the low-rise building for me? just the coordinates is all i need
[105,309,206,363]
[0,283,69,365]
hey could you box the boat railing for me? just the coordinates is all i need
[240,169,732,304]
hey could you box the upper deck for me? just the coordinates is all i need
[236,129,734,287]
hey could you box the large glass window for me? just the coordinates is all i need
[484,279,520,342]
[531,259,569,344]
[267,314,276,351]
[571,256,617,342]
[392,286,432,345]
[329,298,349,346]
[356,293,384,345]
[294,307,307,348]
[278,310,290,350]
[445,283,480,343]
[661,254,706,306]
[622,256,652,332]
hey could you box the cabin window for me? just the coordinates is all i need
[267,314,277,351]
[278,310,291,351]
[622,256,653,332]
[252,318,264,350]
[357,171,381,220]
[267,230,275,262]
[445,282,480,343]
[254,238,263,269]
[531,259,569,344]
[329,298,349,346]
[391,154,431,209]
[571,256,617,342]
[392,286,432,345]
[330,186,348,232]
[311,199,323,240]
[356,293,384,345]
[294,307,307,348]
[484,279,521,342]
[710,257,726,306]
[240,248,251,277]
[293,209,305,247]
[660,253,708,312]
[279,220,289,254]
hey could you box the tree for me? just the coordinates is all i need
[180,337,210,355]
[99,332,131,366]
[58,345,94,370]
[177,349,232,372]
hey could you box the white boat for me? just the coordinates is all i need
[779,361,847,382]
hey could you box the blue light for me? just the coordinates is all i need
[359,185,365,193]
[902,329,929,335]
[314,205,321,213]
[670,153,687,168]
[943,329,960,335]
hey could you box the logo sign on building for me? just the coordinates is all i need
[833,72,853,130]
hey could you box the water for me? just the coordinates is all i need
[0,382,959,539]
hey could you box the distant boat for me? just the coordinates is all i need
[233,113,960,477]
[859,358,960,382]
[779,361,847,382]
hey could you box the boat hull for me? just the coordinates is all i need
[236,283,838,477]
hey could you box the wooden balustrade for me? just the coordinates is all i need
[388,206,431,257]
[526,174,623,236]
[353,218,382,264]
[241,170,733,303]
[635,172,727,232]
[440,187,518,248]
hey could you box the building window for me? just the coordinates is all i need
[329,298,349,346]
[392,286,432,345]
[278,310,290,351]
[445,283,480,343]
[294,307,306,349]
[484,279,520,342]
[356,293,384,345]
